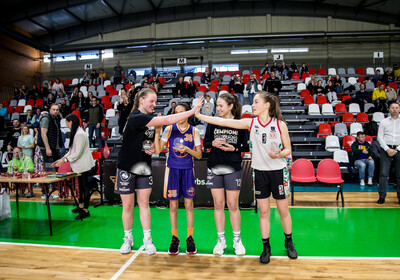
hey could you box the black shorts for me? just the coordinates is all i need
[207,169,241,191]
[254,168,290,199]
[114,168,153,195]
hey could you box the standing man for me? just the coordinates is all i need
[377,102,400,204]
[2,118,21,152]
[113,60,124,84]
[37,104,62,165]
[86,96,104,149]
[264,71,282,96]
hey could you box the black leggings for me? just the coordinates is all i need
[78,165,97,209]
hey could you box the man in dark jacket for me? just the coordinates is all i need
[351,131,374,186]
[86,96,104,148]
[2,119,21,152]
[264,71,282,96]
[37,104,62,165]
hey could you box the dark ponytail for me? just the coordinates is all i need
[65,113,81,148]
[176,103,190,112]
[256,91,285,123]
[218,92,242,119]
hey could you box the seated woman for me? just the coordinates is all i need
[334,74,344,93]
[211,68,220,81]
[186,78,197,98]
[324,80,338,103]
[307,74,318,94]
[202,67,211,84]
[313,80,326,102]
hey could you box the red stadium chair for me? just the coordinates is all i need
[337,92,348,99]
[92,151,102,160]
[241,113,253,119]
[220,85,229,92]
[317,123,332,138]
[300,89,310,98]
[358,77,366,83]
[342,95,352,102]
[342,113,355,125]
[101,96,110,104]
[342,135,356,151]
[261,74,270,80]
[233,70,241,76]
[105,85,114,92]
[356,112,369,125]
[101,127,110,140]
[209,85,218,92]
[211,80,219,87]
[64,79,72,86]
[198,86,207,93]
[196,72,203,77]
[291,159,316,183]
[252,69,260,76]
[224,71,232,76]
[316,159,344,206]
[292,73,300,80]
[14,106,23,113]
[124,84,131,91]
[104,102,113,110]
[35,99,43,107]
[193,81,200,87]
[301,73,310,79]
[27,99,35,106]
[158,77,165,85]
[389,82,398,90]
[356,68,365,75]
[109,90,118,97]
[309,68,316,75]
[318,68,326,75]
[7,106,14,113]
[243,74,251,84]
[365,135,373,144]
[335,103,347,115]
[303,96,315,106]
[2,100,9,107]
[316,96,328,105]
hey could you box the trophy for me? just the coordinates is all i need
[142,140,153,151]
[173,138,185,150]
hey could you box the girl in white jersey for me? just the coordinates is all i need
[195,91,297,264]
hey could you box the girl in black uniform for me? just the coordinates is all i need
[204,93,249,256]
[116,88,203,255]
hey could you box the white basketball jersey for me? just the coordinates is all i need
[250,117,287,171]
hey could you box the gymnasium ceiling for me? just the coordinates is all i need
[1,0,400,53]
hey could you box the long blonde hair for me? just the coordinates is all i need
[131,88,156,113]
[20,125,30,139]
[255,91,285,123]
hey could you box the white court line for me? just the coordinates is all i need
[110,245,144,280]
[1,242,400,260]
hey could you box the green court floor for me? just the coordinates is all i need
[0,201,399,257]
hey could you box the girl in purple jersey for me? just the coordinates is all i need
[154,103,202,255]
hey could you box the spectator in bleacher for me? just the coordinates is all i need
[117,95,133,135]
[202,67,211,84]
[383,68,394,84]
[229,74,238,93]
[31,108,42,129]
[59,99,71,118]
[150,75,160,92]
[372,83,388,112]
[186,78,197,98]
[356,83,372,112]
[246,74,260,105]
[86,96,103,149]
[334,74,344,94]
[307,74,318,93]
[22,109,34,125]
[289,62,298,79]
[261,62,270,75]
[201,95,214,116]
[372,70,383,86]
[28,85,41,100]
[211,68,220,81]
[0,103,9,129]
[128,84,137,104]
[128,69,137,80]
[167,102,177,115]
[70,87,79,105]
[233,76,245,105]
[56,91,70,107]
[82,71,90,85]
[299,62,308,76]
[141,76,149,87]
[264,71,282,96]
[20,85,28,100]
[42,83,50,99]
[99,69,107,84]
[377,102,400,204]
[270,61,279,74]
[385,84,397,105]
[175,76,187,96]
[351,131,375,186]
[113,60,124,85]
[393,64,400,81]
[13,87,21,100]
[90,69,99,85]
[52,78,65,94]
[37,103,62,166]
[2,119,21,152]
[324,80,338,103]
[279,61,289,80]
[43,93,56,112]
[17,125,34,159]
[313,80,326,102]
[87,91,95,101]
[74,91,89,113]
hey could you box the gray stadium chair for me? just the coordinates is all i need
[196,92,205,98]
[325,135,341,152]
[308,104,321,115]
[242,70,251,75]
[364,103,374,113]
[337,68,346,75]
[350,122,363,136]
[366,67,375,75]
[111,95,120,104]
[88,85,96,92]
[334,123,348,138]
[347,68,356,75]
[9,100,18,107]
[108,116,119,129]
[116,84,124,91]
[328,68,337,75]
[365,82,375,91]
[321,104,335,115]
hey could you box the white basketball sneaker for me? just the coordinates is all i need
[233,238,246,256]
[213,238,227,255]
[143,237,157,255]
[120,236,133,254]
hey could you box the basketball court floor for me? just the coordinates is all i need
[1,184,399,279]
